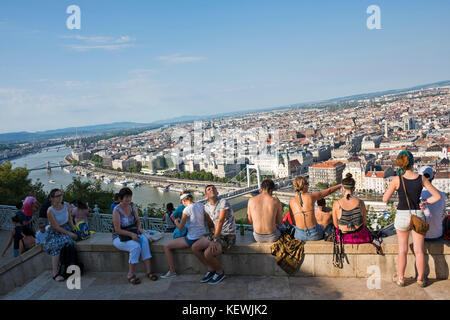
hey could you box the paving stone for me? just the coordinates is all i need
[248,276,291,300]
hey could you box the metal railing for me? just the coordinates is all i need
[0,204,254,233]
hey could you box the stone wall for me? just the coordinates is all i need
[76,233,450,280]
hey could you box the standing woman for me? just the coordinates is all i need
[43,189,78,282]
[383,151,441,287]
[112,187,157,285]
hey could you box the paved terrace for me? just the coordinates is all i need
[2,271,449,300]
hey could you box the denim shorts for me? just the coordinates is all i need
[394,209,425,231]
[294,224,324,241]
[185,237,201,247]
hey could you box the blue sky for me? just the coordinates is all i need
[0,0,449,133]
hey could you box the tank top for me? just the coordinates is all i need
[397,175,423,210]
[49,203,69,226]
[337,200,363,230]
[112,204,137,240]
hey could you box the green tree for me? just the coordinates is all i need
[0,162,46,205]
[63,177,114,213]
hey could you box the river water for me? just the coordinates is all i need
[10,145,181,209]
[10,145,248,218]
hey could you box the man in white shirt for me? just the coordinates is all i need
[201,185,236,284]
[419,166,447,241]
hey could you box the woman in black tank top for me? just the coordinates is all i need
[383,151,442,288]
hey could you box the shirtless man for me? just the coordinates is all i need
[314,198,332,229]
[247,179,283,243]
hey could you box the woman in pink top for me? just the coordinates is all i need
[71,199,90,225]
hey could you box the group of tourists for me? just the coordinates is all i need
[3,150,446,289]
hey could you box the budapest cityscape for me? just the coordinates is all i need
[0,0,448,307]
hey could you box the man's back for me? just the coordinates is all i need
[248,193,281,234]
[315,207,332,228]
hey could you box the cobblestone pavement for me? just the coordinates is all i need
[1,271,449,300]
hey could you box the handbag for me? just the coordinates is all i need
[119,224,139,242]
[400,175,429,237]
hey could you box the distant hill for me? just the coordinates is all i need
[1,80,448,143]
[0,122,153,143]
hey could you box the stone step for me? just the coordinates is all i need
[2,272,449,300]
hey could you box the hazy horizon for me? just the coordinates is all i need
[1,0,449,133]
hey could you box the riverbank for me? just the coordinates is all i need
[64,154,239,195]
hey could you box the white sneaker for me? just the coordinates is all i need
[160,270,177,279]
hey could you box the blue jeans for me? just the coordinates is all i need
[293,224,324,241]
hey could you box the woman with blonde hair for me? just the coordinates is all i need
[383,150,441,287]
[289,176,341,241]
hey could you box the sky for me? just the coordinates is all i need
[0,0,449,134]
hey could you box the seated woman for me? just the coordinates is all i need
[19,226,36,254]
[332,173,372,244]
[71,199,90,226]
[43,188,78,282]
[161,190,214,279]
[112,187,158,285]
[289,176,341,241]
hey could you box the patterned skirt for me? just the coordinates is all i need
[43,223,74,256]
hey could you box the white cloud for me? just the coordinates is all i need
[61,34,135,51]
[156,53,206,64]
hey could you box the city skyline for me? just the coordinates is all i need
[1,0,450,133]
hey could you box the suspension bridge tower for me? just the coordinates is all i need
[246,164,261,189]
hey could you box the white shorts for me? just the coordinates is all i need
[394,209,425,231]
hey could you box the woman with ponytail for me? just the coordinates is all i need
[289,176,341,241]
[332,173,372,244]
[383,150,441,287]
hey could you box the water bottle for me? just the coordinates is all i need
[240,223,245,236]
[420,197,431,218]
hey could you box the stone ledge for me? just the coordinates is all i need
[76,233,450,255]
[74,233,450,280]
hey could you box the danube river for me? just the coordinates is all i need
[10,145,249,218]
[11,145,181,210]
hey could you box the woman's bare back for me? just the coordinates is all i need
[290,194,318,229]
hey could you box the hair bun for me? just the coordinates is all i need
[345,173,353,179]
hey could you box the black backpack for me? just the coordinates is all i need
[39,199,52,218]
[58,244,84,279]
[443,215,450,242]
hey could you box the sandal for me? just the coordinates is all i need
[417,279,427,288]
[53,274,65,282]
[127,274,141,285]
[392,274,405,287]
[147,273,159,281]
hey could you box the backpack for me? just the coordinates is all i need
[39,199,52,219]
[443,215,450,241]
[74,221,91,241]
[58,244,84,279]
[271,233,305,275]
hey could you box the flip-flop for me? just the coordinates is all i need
[127,274,141,285]
[53,275,65,282]
[147,273,159,281]
[417,279,427,288]
[392,274,405,287]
